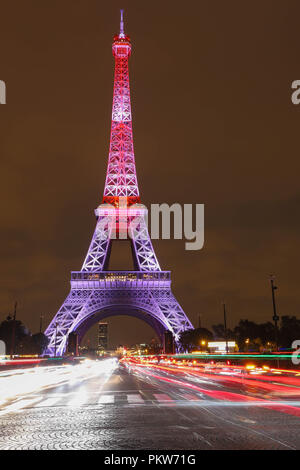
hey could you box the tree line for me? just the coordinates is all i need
[179,316,300,352]
[1,314,299,356]
[0,316,49,356]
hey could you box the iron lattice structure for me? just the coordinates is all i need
[44,12,193,356]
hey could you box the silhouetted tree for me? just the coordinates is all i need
[30,333,49,355]
[258,322,276,345]
[212,323,234,340]
[179,327,213,352]
[18,334,34,355]
[0,317,49,355]
[0,316,30,354]
[279,316,300,349]
[233,319,278,351]
[148,337,162,355]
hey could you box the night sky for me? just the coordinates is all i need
[0,1,300,347]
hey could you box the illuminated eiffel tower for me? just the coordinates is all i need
[44,11,193,356]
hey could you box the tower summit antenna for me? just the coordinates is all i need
[120,9,125,37]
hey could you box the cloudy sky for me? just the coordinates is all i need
[0,1,299,347]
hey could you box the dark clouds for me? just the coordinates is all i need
[0,1,300,346]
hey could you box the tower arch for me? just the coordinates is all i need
[73,305,167,346]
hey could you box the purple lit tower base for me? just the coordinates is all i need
[44,269,191,356]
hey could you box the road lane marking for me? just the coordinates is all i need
[154,393,174,403]
[0,397,42,415]
[127,394,144,404]
[67,391,88,407]
[98,394,114,404]
[192,431,213,447]
[35,397,62,408]
[182,393,203,402]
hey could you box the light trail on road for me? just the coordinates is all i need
[0,358,300,449]
[0,358,118,414]
[128,361,300,395]
[122,358,300,416]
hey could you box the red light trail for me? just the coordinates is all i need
[123,358,300,418]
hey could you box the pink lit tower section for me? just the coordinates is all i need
[103,10,140,208]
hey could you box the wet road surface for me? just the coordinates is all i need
[0,358,300,450]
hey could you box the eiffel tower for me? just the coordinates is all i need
[44,11,193,356]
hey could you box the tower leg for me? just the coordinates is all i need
[44,291,92,356]
[129,208,161,271]
[81,214,112,272]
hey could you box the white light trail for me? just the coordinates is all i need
[0,359,118,412]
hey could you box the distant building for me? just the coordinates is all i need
[98,322,108,352]
[207,341,238,353]
[164,331,175,354]
[67,332,79,356]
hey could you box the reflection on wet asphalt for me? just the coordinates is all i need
[0,359,300,450]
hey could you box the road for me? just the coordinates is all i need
[0,358,300,450]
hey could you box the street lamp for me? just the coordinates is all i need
[54,322,58,358]
[222,302,229,354]
[269,275,279,352]
[10,301,18,359]
[39,314,44,334]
